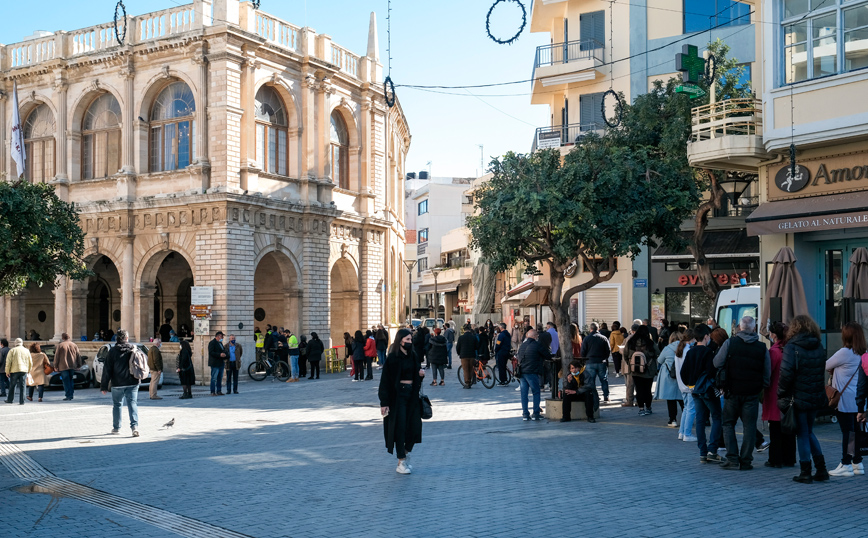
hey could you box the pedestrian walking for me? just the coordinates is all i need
[54,333,82,401]
[456,324,477,389]
[147,338,164,400]
[0,339,8,398]
[375,324,389,367]
[674,330,697,442]
[208,331,227,395]
[778,315,829,483]
[427,328,447,385]
[378,328,425,474]
[625,325,658,416]
[609,322,624,378]
[825,321,865,477]
[713,316,770,471]
[352,330,366,382]
[4,339,30,405]
[177,339,195,399]
[444,322,455,369]
[517,329,547,420]
[225,334,242,394]
[620,322,643,406]
[580,323,610,403]
[99,330,140,436]
[764,322,796,468]
[307,332,324,379]
[26,343,49,402]
[655,332,683,427]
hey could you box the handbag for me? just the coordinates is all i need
[825,368,858,409]
[856,423,868,460]
[780,397,797,435]
[44,362,55,376]
[419,390,433,420]
[667,362,677,379]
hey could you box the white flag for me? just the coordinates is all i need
[10,81,26,179]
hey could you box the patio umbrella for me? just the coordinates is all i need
[844,247,868,299]
[760,246,809,334]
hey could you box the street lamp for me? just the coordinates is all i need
[402,259,417,323]
[431,266,445,320]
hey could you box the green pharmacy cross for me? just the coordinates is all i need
[675,44,707,99]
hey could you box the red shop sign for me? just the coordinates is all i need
[678,273,741,286]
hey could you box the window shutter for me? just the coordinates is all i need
[580,93,604,131]
[580,11,605,50]
[583,287,620,328]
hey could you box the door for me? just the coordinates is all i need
[817,242,867,351]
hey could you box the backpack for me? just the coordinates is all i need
[129,347,150,380]
[629,351,648,375]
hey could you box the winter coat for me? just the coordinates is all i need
[675,343,692,393]
[53,340,82,371]
[456,330,478,359]
[5,345,32,374]
[378,348,423,454]
[413,331,428,361]
[352,339,366,361]
[307,338,325,362]
[609,331,625,354]
[177,347,195,386]
[364,338,377,359]
[29,353,49,386]
[654,342,681,400]
[427,335,448,365]
[825,347,862,413]
[375,328,389,351]
[580,331,610,363]
[856,355,868,413]
[712,331,771,395]
[476,335,491,361]
[100,343,140,389]
[208,338,226,368]
[516,338,547,376]
[763,340,785,421]
[778,332,827,412]
[624,335,658,379]
[494,330,512,359]
[147,346,164,371]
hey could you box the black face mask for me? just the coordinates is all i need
[402,342,413,352]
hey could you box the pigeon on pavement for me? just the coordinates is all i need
[163,418,175,429]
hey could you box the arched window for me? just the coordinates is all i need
[254,86,288,176]
[330,111,349,189]
[82,93,122,180]
[23,104,56,183]
[149,81,196,172]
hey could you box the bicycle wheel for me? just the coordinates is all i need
[457,364,467,387]
[275,361,291,382]
[248,361,267,381]
[481,365,496,389]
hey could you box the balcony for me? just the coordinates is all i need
[532,40,606,89]
[687,98,770,172]
[532,122,603,152]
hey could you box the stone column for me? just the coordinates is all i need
[9,293,25,340]
[121,68,136,175]
[238,53,257,192]
[53,77,69,182]
[303,221,331,344]
[134,285,156,346]
[203,39,243,191]
[193,47,210,169]
[122,237,135,340]
[52,277,68,341]
[0,294,6,339]
[66,288,88,341]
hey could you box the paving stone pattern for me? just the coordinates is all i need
[1,369,866,538]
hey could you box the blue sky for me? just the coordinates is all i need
[2,0,548,178]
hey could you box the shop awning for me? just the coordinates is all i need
[506,275,551,297]
[746,191,868,236]
[651,230,759,261]
[416,279,470,294]
[501,289,531,303]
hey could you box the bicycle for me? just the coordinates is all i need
[457,359,496,389]
[493,354,520,385]
[248,352,291,382]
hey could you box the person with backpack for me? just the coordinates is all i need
[655,332,683,427]
[681,324,723,464]
[100,330,142,437]
[825,321,866,478]
[625,325,658,416]
[712,315,770,471]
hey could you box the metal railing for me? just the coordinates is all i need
[534,39,605,69]
[691,98,763,142]
[532,122,603,152]
[714,196,759,218]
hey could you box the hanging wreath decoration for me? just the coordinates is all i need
[486,0,527,45]
[704,54,718,84]
[252,0,261,9]
[601,89,624,128]
[384,76,396,108]
[114,1,128,45]
[789,143,798,184]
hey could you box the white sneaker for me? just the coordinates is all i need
[829,463,854,477]
[352,379,358,382]
[396,460,411,474]
[515,386,521,392]
[854,462,865,475]
[683,435,698,442]
[678,432,684,440]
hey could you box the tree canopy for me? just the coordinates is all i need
[0,180,90,295]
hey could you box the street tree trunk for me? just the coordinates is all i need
[688,170,725,300]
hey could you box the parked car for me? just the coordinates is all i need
[92,343,163,389]
[41,345,94,389]
[410,318,423,329]
[422,318,445,329]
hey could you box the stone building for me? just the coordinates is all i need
[0,0,410,368]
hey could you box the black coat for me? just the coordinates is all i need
[378,349,423,454]
[517,338,547,376]
[208,338,225,367]
[413,331,428,361]
[352,339,366,361]
[100,343,139,390]
[177,347,195,386]
[307,338,325,362]
[778,332,827,412]
[427,335,448,365]
[456,331,478,359]
[477,335,491,361]
[856,365,867,413]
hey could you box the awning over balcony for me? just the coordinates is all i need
[651,230,759,261]
[504,275,551,306]
[746,191,868,236]
[416,279,471,294]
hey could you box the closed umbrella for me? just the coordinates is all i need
[844,247,868,299]
[760,246,809,334]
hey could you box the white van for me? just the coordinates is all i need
[715,285,760,337]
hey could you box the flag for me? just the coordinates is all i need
[10,81,26,179]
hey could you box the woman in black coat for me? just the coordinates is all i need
[427,328,448,386]
[176,339,195,399]
[306,332,324,380]
[352,330,366,382]
[378,328,425,474]
[477,327,491,364]
[778,314,829,483]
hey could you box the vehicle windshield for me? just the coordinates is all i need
[717,304,759,337]
[411,320,422,328]
[424,319,436,328]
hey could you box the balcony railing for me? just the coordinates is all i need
[532,122,603,152]
[691,98,763,142]
[534,39,605,69]
[714,196,759,218]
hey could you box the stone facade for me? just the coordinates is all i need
[0,0,410,379]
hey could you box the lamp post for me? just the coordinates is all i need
[402,259,416,324]
[431,266,445,320]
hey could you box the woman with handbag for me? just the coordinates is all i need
[176,339,195,399]
[655,332,683,427]
[825,321,866,478]
[764,322,796,468]
[378,328,425,474]
[778,315,829,483]
[626,325,658,416]
[26,343,49,402]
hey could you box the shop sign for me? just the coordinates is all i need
[678,273,746,286]
[537,130,561,149]
[769,152,868,201]
[774,213,868,232]
[774,164,811,193]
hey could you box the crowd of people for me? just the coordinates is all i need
[2,333,84,404]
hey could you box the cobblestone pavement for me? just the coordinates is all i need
[1,367,866,538]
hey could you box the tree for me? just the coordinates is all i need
[0,180,90,295]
